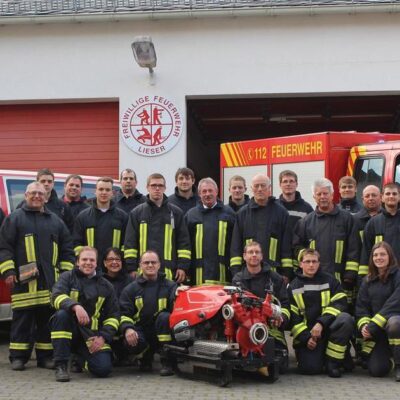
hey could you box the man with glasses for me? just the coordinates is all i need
[73,177,128,271]
[288,248,353,377]
[115,168,145,214]
[230,173,293,282]
[0,181,75,371]
[124,173,191,282]
[232,241,290,372]
[120,250,177,375]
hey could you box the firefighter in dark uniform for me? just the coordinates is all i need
[293,178,359,305]
[61,174,90,220]
[185,177,235,285]
[227,175,250,213]
[73,177,128,271]
[232,241,290,372]
[360,183,400,278]
[168,167,200,215]
[337,176,362,214]
[356,241,400,381]
[120,250,177,376]
[115,168,146,214]
[124,173,191,283]
[51,246,120,382]
[289,248,354,377]
[230,174,293,282]
[353,185,382,281]
[0,182,75,371]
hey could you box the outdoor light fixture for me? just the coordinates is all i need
[131,36,157,74]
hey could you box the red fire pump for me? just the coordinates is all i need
[164,285,283,386]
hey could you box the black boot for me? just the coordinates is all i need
[11,359,25,371]
[395,365,400,382]
[55,363,70,382]
[159,358,174,377]
[326,359,342,378]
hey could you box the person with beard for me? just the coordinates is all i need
[115,169,145,214]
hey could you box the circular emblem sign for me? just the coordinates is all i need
[121,95,182,157]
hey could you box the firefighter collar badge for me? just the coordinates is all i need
[121,95,182,157]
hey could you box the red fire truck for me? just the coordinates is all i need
[220,131,400,206]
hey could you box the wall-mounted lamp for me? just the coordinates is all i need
[131,36,157,75]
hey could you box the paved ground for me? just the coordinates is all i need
[0,328,398,400]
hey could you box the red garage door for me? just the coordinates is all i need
[0,102,119,178]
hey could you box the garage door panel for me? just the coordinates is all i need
[0,102,119,178]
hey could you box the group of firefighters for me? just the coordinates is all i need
[0,166,399,383]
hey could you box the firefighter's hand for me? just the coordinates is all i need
[175,285,190,296]
[125,328,139,347]
[361,324,372,340]
[311,322,323,340]
[5,275,17,289]
[129,271,137,280]
[307,337,318,350]
[270,316,283,328]
[175,269,186,283]
[72,305,90,326]
[87,336,105,354]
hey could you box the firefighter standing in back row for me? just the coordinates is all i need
[0,182,75,371]
[185,177,235,285]
[124,173,191,282]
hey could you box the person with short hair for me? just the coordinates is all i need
[232,241,290,372]
[51,246,119,382]
[168,167,199,214]
[289,248,354,377]
[356,241,400,381]
[61,174,90,219]
[115,169,146,214]
[73,177,128,269]
[338,176,362,214]
[185,177,235,285]
[361,183,400,273]
[124,173,191,283]
[228,175,249,212]
[120,250,177,376]
[293,178,359,303]
[230,174,293,281]
[0,181,75,371]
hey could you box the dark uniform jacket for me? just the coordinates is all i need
[168,186,200,215]
[119,273,177,331]
[293,205,359,283]
[288,270,348,347]
[356,267,400,337]
[232,263,290,327]
[0,204,75,310]
[338,197,362,214]
[124,195,191,280]
[277,191,314,233]
[52,268,120,344]
[61,195,90,220]
[103,272,133,299]
[228,194,250,213]
[361,209,400,276]
[230,197,293,278]
[73,200,128,267]
[115,189,146,215]
[185,200,235,285]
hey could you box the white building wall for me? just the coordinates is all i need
[1,12,400,191]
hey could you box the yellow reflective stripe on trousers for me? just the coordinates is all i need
[86,228,95,247]
[52,241,58,267]
[112,229,121,248]
[335,240,343,264]
[10,342,31,350]
[164,224,173,261]
[375,235,383,244]
[362,340,375,354]
[139,223,147,255]
[133,297,144,323]
[196,267,203,285]
[269,238,277,262]
[91,296,105,331]
[158,298,167,312]
[35,342,53,350]
[326,341,346,360]
[51,331,73,340]
[157,334,172,342]
[25,234,36,262]
[218,221,227,257]
[195,224,203,259]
